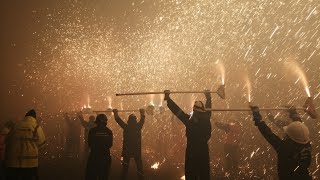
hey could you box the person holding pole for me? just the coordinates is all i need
[113,108,145,180]
[164,90,212,180]
[250,106,312,180]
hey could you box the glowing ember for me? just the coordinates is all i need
[151,162,160,169]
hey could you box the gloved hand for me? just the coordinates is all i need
[139,108,145,116]
[250,106,262,125]
[204,89,211,99]
[112,109,119,116]
[164,90,170,101]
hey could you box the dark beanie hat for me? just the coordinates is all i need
[95,114,108,124]
[25,109,36,119]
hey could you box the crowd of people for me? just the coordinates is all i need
[0,91,317,180]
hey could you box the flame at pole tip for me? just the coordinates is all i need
[107,96,112,108]
[285,60,311,97]
[215,60,225,85]
[245,77,252,103]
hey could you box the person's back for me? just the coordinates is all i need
[123,118,143,156]
[5,109,46,180]
[88,126,113,156]
[251,106,312,180]
[277,138,311,179]
[86,114,113,180]
[164,90,212,180]
[113,109,145,180]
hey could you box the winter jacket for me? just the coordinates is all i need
[166,97,212,148]
[5,116,46,168]
[88,125,113,157]
[114,115,145,158]
[257,121,312,180]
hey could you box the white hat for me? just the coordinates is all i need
[193,101,205,112]
[283,121,310,144]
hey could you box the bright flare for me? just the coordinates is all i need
[216,61,225,85]
[181,175,186,180]
[285,60,311,97]
[107,96,112,108]
[151,162,160,169]
[245,77,252,102]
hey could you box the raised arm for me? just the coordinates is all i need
[204,90,212,119]
[164,90,190,125]
[251,106,281,151]
[113,109,127,129]
[204,90,212,109]
[137,109,145,129]
[78,113,89,128]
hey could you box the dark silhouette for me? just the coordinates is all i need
[5,109,46,180]
[0,120,14,180]
[215,121,241,176]
[85,114,113,180]
[64,113,81,158]
[113,108,145,180]
[78,114,96,155]
[251,106,312,180]
[164,90,212,180]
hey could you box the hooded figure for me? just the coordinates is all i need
[251,106,312,180]
[86,114,113,180]
[164,90,212,180]
[5,109,46,180]
[113,109,145,180]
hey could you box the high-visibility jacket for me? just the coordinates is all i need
[5,116,46,168]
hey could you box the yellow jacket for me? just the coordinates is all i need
[6,116,46,168]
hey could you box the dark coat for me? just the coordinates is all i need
[256,121,312,180]
[166,97,211,179]
[88,125,113,157]
[115,115,145,158]
[86,125,113,180]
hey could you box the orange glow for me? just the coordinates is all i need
[151,162,160,169]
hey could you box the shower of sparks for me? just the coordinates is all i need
[107,96,112,108]
[215,60,225,85]
[245,76,252,103]
[284,60,311,97]
[10,0,319,179]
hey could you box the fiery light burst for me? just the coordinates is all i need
[284,60,311,97]
[16,0,320,179]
